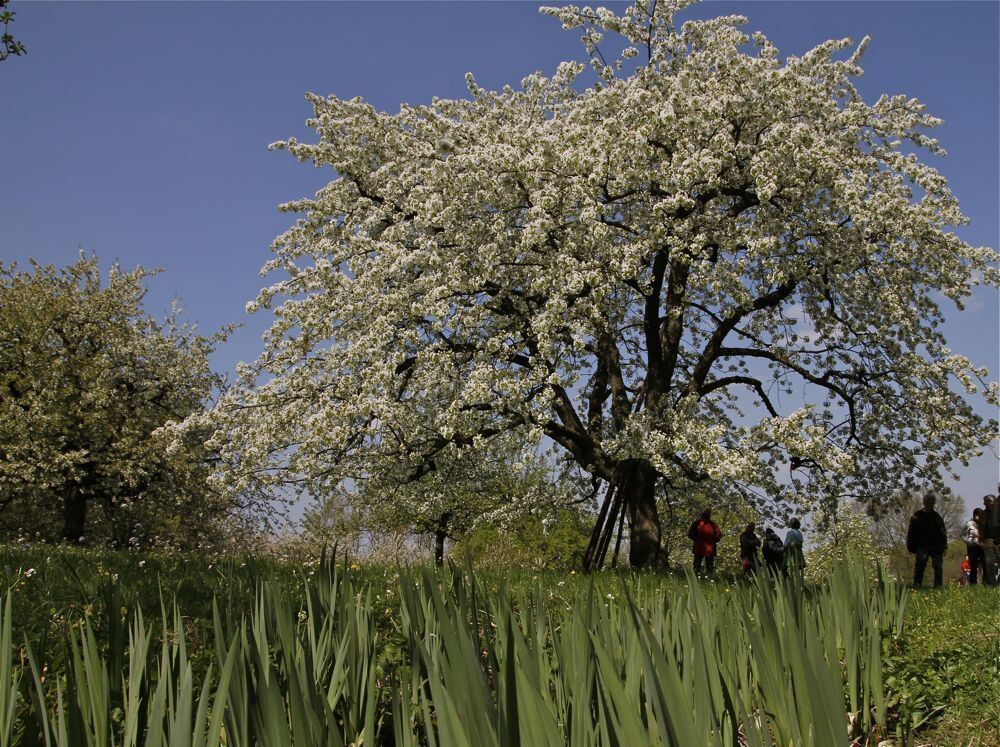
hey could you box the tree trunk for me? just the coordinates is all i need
[619,460,665,568]
[434,528,446,567]
[433,512,452,567]
[62,486,87,544]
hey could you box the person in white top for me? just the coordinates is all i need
[783,518,805,573]
[961,508,986,585]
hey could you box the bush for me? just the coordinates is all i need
[452,509,593,569]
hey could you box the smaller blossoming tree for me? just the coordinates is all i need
[0,255,258,547]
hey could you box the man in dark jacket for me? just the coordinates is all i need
[906,493,948,588]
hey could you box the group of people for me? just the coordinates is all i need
[959,493,1000,587]
[905,491,999,588]
[689,489,1000,587]
[687,509,804,577]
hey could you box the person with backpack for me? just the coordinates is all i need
[739,522,761,576]
[906,493,948,588]
[688,509,722,577]
[761,528,784,575]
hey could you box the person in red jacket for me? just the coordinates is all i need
[688,509,723,576]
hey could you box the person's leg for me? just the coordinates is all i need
[706,554,715,576]
[986,544,1000,587]
[982,545,994,586]
[913,548,929,587]
[694,554,703,575]
[931,552,943,588]
[969,546,984,585]
[789,548,804,576]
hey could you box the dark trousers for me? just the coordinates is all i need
[966,544,987,585]
[694,553,715,575]
[913,546,943,588]
[985,542,1000,586]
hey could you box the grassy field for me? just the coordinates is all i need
[1,544,997,746]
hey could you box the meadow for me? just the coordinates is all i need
[0,545,997,746]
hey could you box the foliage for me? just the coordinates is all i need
[0,255,246,548]
[451,509,593,569]
[0,549,904,746]
[806,501,884,584]
[882,587,1000,746]
[0,0,25,62]
[205,0,998,567]
[1,544,997,745]
[296,486,366,556]
[352,434,581,553]
[805,493,979,586]
[806,492,974,584]
[295,444,585,564]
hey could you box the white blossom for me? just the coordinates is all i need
[209,1,997,563]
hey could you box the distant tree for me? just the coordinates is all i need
[300,433,580,566]
[0,255,248,547]
[0,0,26,62]
[298,486,365,557]
[805,502,884,582]
[872,490,965,544]
[452,509,593,570]
[211,0,997,567]
[803,491,968,582]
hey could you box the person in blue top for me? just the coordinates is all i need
[783,518,805,573]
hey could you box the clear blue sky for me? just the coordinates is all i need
[2,1,997,507]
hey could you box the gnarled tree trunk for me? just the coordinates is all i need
[433,511,452,567]
[62,486,87,544]
[619,460,665,568]
[584,460,666,570]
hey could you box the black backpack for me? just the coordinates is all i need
[763,536,783,562]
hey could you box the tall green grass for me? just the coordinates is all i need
[2,555,909,745]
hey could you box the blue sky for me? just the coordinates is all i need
[2,1,997,507]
